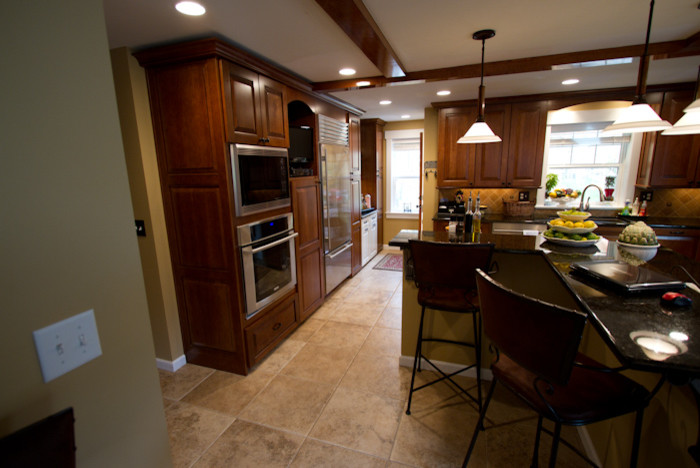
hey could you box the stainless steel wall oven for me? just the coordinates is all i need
[238,213,298,318]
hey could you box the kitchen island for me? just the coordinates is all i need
[390,229,700,468]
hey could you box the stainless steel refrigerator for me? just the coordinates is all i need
[318,115,352,294]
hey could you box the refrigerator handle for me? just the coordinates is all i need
[321,147,331,252]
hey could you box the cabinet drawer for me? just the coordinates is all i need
[245,293,297,365]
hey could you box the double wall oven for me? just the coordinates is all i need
[237,210,298,319]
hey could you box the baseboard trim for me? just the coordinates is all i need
[398,355,600,464]
[398,355,493,381]
[156,355,186,372]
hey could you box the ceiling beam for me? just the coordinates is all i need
[314,0,406,78]
[312,37,697,92]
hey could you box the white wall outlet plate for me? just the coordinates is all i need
[33,309,102,382]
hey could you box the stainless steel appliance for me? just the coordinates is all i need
[230,143,290,216]
[238,213,298,318]
[319,115,353,294]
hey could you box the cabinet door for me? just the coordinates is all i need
[351,221,362,275]
[291,177,324,318]
[350,178,361,225]
[349,115,361,175]
[506,102,548,188]
[649,91,700,187]
[655,227,700,261]
[221,61,262,144]
[474,104,510,187]
[437,108,477,187]
[258,75,289,147]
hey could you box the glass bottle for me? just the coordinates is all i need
[463,191,473,241]
[631,197,640,216]
[639,200,647,216]
[472,192,482,235]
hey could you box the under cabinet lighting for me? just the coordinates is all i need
[562,79,579,85]
[175,1,205,16]
[437,90,451,96]
[356,81,371,87]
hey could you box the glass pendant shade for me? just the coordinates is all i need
[458,121,502,143]
[684,98,700,113]
[602,103,671,134]
[662,108,700,135]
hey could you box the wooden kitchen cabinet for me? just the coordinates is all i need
[361,118,385,252]
[221,61,289,147]
[636,90,700,188]
[291,176,325,320]
[244,290,298,367]
[437,102,546,188]
[654,227,700,262]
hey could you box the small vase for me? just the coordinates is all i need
[604,188,614,198]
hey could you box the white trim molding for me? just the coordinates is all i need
[156,355,187,372]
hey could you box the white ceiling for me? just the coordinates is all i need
[103,0,700,121]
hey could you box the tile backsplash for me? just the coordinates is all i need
[438,188,533,214]
[637,188,700,217]
[438,187,700,218]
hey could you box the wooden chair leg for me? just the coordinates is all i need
[463,378,498,467]
[406,306,426,415]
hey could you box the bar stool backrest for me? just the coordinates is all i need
[475,269,587,387]
[409,240,494,292]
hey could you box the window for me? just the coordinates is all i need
[537,106,643,209]
[385,129,422,217]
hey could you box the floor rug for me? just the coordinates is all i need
[373,253,403,272]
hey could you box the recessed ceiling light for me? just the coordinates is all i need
[379,100,392,105]
[356,81,371,87]
[401,115,411,119]
[175,1,206,16]
[562,79,580,86]
[339,68,356,76]
[437,90,451,96]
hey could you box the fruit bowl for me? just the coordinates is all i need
[616,241,659,262]
[547,220,597,234]
[557,210,591,222]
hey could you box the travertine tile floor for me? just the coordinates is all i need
[159,250,589,467]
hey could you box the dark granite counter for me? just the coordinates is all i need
[390,229,700,376]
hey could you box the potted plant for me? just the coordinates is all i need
[604,176,615,199]
[545,173,558,197]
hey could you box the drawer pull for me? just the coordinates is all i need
[272,322,282,331]
[670,230,684,235]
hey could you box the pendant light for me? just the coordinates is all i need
[662,66,700,135]
[458,29,501,144]
[603,0,671,135]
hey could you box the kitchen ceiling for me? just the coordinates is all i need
[103,0,700,121]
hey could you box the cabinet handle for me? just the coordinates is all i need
[670,230,684,235]
[272,322,282,331]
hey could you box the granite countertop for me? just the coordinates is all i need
[432,212,700,229]
[361,208,377,218]
[390,229,700,375]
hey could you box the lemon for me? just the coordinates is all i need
[550,219,563,226]
[583,220,596,228]
[565,221,574,228]
[574,221,584,228]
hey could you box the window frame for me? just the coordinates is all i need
[537,106,643,210]
[384,128,423,219]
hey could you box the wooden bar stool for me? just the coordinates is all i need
[405,240,495,416]
[463,269,657,468]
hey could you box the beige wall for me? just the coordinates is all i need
[0,2,172,466]
[110,48,184,362]
[381,111,439,244]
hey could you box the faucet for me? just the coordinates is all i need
[578,184,604,211]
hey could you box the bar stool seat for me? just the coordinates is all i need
[405,240,495,416]
[463,269,655,468]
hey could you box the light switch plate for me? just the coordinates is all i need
[33,309,102,382]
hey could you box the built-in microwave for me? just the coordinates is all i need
[230,143,290,216]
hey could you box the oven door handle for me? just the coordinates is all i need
[249,232,298,254]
